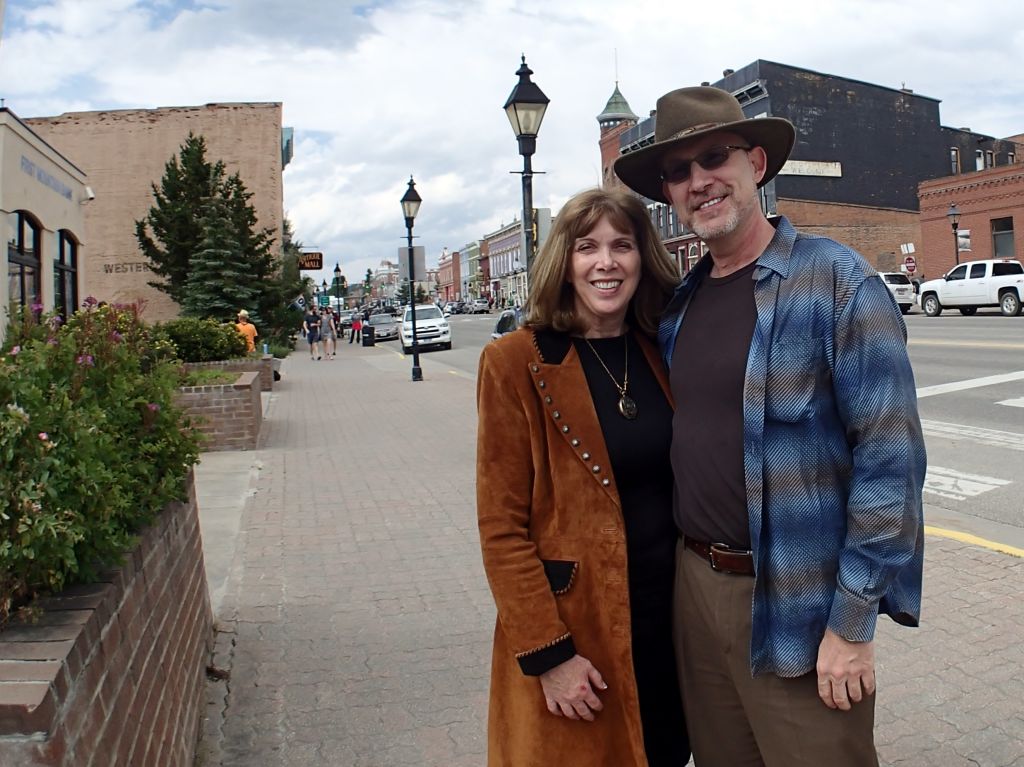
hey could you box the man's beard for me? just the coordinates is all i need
[690,204,740,241]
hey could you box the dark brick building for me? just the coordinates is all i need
[608,60,1022,271]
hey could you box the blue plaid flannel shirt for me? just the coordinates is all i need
[660,217,926,678]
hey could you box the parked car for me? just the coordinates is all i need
[918,259,1024,316]
[468,298,491,314]
[401,304,451,353]
[337,311,354,331]
[878,272,915,314]
[366,312,399,341]
[490,309,521,340]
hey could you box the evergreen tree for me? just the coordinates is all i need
[181,200,258,321]
[396,281,410,305]
[135,134,226,304]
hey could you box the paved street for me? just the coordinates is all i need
[195,321,1024,767]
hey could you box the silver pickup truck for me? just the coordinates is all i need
[918,259,1024,316]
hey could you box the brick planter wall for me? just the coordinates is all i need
[176,371,262,451]
[183,354,273,392]
[0,474,213,767]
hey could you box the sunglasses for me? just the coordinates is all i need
[660,145,751,185]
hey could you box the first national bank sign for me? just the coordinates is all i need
[21,155,73,200]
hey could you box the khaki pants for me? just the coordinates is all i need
[673,541,878,767]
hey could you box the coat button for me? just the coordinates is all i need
[545,396,552,404]
[570,438,580,447]
[562,425,570,434]
[539,381,546,389]
[602,478,610,486]
[531,364,539,373]
[553,411,561,419]
[582,452,590,460]
[592,465,601,473]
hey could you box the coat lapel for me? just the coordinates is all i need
[527,336,621,508]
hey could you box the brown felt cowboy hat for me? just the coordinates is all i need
[613,86,795,204]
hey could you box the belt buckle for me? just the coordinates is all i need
[709,542,748,575]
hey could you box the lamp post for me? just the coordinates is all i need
[946,203,962,266]
[504,54,549,286]
[401,176,423,382]
[321,279,328,308]
[333,263,343,310]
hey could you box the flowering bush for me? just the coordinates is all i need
[0,302,200,629]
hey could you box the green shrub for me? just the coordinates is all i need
[158,317,248,362]
[0,302,201,629]
[266,343,293,359]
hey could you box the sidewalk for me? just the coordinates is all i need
[193,342,1024,767]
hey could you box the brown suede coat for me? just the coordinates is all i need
[476,328,672,767]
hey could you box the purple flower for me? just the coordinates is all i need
[147,403,161,412]
[110,331,123,343]
[9,345,19,356]
[47,315,63,330]
[31,302,44,313]
[38,432,49,441]
[46,336,58,346]
[83,296,98,308]
[76,354,94,367]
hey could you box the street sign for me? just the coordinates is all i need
[318,294,330,307]
[904,255,917,273]
[298,251,323,270]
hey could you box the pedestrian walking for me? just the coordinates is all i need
[476,188,688,766]
[614,85,926,766]
[302,306,322,360]
[321,307,338,358]
[234,309,258,353]
[349,314,362,344]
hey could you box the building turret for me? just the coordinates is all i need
[597,83,639,189]
[597,82,639,132]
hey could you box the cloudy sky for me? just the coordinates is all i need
[1,0,1021,285]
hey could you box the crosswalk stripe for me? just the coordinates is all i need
[997,397,1024,409]
[916,370,1024,399]
[924,466,1010,501]
[920,420,1024,451]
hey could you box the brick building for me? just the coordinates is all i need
[918,164,1024,280]
[610,61,1021,271]
[437,248,460,302]
[25,103,291,321]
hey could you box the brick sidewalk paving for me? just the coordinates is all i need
[199,344,1024,767]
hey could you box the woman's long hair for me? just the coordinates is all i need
[524,188,679,336]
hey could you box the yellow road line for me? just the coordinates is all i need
[909,339,1024,350]
[925,525,1024,558]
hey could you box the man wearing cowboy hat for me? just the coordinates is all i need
[615,87,926,766]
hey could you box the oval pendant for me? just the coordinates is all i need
[618,395,638,420]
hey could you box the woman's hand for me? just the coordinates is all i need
[539,654,607,721]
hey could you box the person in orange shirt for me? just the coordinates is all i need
[235,310,258,353]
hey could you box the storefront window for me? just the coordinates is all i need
[54,230,79,319]
[7,211,42,309]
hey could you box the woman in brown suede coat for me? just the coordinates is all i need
[476,189,690,766]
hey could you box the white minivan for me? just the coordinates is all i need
[401,304,451,353]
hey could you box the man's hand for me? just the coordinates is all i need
[816,629,875,711]
[539,654,607,721]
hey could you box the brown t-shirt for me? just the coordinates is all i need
[670,261,757,549]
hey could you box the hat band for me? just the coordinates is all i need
[666,122,725,141]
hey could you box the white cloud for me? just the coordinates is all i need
[2,0,1022,285]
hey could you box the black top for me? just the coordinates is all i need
[670,261,757,548]
[573,333,675,607]
[573,332,686,766]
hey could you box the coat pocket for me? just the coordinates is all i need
[541,559,579,595]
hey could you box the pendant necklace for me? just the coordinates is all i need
[583,334,638,420]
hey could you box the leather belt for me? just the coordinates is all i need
[683,536,755,576]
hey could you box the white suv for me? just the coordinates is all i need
[469,298,490,314]
[401,304,451,353]
[878,272,914,314]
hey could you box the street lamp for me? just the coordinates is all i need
[333,263,343,310]
[401,176,423,382]
[946,203,962,266]
[504,54,549,283]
